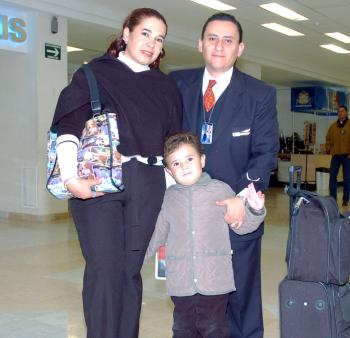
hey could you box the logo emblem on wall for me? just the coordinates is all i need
[296,90,311,106]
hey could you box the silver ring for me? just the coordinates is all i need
[91,190,96,198]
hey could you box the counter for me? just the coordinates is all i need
[277,154,343,183]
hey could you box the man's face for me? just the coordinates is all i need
[338,107,348,121]
[198,20,245,77]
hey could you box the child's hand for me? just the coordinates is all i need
[246,183,265,211]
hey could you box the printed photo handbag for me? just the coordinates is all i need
[46,64,124,199]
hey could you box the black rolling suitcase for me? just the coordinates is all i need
[280,166,350,338]
[286,166,350,285]
[279,279,350,338]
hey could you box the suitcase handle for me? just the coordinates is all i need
[287,165,302,232]
[288,165,302,196]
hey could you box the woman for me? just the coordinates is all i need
[51,8,182,338]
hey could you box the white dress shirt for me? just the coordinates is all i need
[202,67,233,101]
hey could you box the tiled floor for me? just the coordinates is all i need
[0,187,339,337]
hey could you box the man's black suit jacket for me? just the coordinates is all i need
[170,67,279,242]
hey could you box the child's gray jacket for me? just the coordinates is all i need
[145,173,266,297]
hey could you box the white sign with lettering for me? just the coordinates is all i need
[0,6,28,53]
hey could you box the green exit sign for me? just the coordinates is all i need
[45,43,61,60]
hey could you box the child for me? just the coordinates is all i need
[145,131,266,338]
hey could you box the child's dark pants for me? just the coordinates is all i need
[171,293,229,338]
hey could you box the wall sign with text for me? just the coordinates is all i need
[0,6,28,53]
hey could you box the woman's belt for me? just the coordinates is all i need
[121,154,164,166]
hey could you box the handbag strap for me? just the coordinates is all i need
[82,63,102,116]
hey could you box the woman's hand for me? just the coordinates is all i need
[246,183,265,211]
[65,177,104,199]
[216,196,245,228]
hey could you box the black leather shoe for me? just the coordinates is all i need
[342,201,348,206]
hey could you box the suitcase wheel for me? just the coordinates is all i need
[315,300,326,311]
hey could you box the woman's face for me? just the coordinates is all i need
[123,16,166,66]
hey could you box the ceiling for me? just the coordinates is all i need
[66,0,350,89]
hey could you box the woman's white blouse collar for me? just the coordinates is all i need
[118,51,150,72]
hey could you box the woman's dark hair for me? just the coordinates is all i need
[201,12,243,43]
[164,132,204,167]
[107,8,167,69]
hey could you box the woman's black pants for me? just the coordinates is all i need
[70,160,165,338]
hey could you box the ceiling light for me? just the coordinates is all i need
[325,32,350,44]
[320,44,350,54]
[260,3,308,21]
[261,23,304,36]
[67,46,83,52]
[189,0,236,11]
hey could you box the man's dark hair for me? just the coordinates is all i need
[339,105,348,112]
[164,132,204,167]
[201,12,243,43]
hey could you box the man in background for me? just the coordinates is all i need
[326,105,350,206]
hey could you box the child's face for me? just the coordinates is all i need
[165,143,205,186]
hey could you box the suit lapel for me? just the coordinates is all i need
[182,70,204,132]
[212,68,244,144]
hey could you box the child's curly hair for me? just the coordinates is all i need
[164,132,204,167]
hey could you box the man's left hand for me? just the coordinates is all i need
[216,196,245,227]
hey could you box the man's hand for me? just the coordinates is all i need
[216,196,245,228]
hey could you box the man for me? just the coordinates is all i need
[326,105,350,206]
[170,13,279,338]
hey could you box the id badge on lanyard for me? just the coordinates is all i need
[201,122,213,144]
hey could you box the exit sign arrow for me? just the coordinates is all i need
[47,47,59,57]
[45,43,61,60]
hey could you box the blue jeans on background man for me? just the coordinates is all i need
[329,154,350,204]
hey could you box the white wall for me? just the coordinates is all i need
[35,13,68,215]
[0,6,68,215]
[237,60,261,80]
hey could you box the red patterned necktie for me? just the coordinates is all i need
[203,79,217,112]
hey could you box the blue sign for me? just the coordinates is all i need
[291,86,348,114]
[291,87,327,111]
